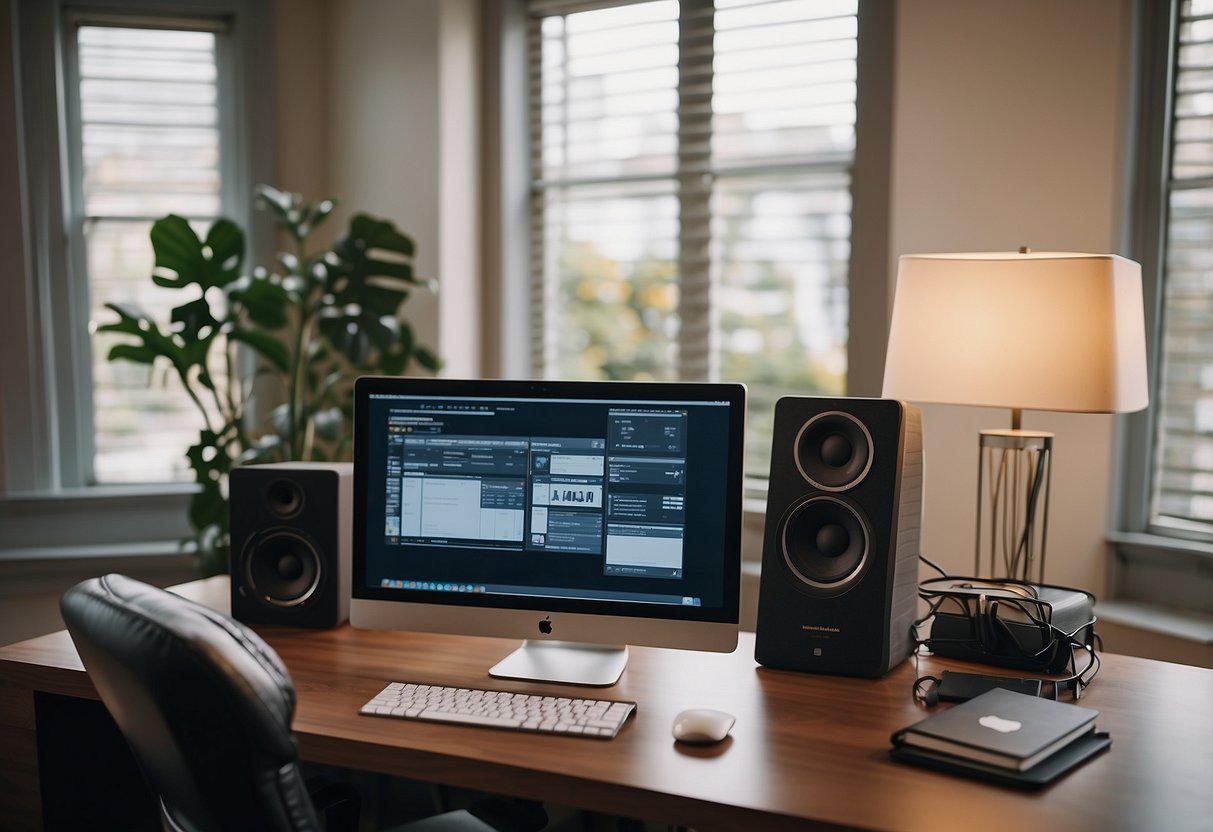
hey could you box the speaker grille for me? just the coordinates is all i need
[780,495,871,591]
[242,529,323,607]
[793,411,874,491]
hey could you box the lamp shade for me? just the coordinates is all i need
[881,251,1149,414]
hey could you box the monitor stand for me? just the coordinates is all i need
[489,640,629,687]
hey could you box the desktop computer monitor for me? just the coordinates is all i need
[350,377,746,686]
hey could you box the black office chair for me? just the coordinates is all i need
[60,573,540,832]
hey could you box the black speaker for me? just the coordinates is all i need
[230,462,352,628]
[755,397,922,677]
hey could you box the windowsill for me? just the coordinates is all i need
[0,482,197,503]
[1106,530,1213,615]
[1097,600,1213,645]
[0,539,189,563]
[0,484,194,560]
[1108,530,1213,559]
[1101,531,1213,666]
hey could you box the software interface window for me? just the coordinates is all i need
[364,394,731,610]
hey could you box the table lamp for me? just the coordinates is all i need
[881,249,1149,583]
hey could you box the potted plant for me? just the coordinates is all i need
[101,185,439,575]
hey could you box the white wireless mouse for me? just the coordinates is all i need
[672,708,735,744]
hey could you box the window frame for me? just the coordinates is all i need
[0,0,273,560]
[491,0,894,429]
[1112,0,1213,613]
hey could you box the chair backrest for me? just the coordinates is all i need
[61,573,323,832]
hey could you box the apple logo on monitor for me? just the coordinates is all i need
[538,616,553,635]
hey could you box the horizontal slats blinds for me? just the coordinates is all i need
[528,0,856,477]
[1152,0,1213,533]
[79,24,225,483]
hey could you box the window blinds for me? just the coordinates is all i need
[1154,0,1213,533]
[528,0,857,477]
[76,23,224,483]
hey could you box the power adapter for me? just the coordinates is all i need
[936,670,1042,702]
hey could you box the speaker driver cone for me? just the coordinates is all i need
[244,529,322,606]
[794,411,874,491]
[781,496,870,590]
[265,478,305,518]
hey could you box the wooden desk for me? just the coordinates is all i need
[2,576,1211,831]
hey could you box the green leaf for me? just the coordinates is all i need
[100,300,156,325]
[255,184,300,238]
[306,197,339,231]
[99,302,193,378]
[414,346,442,371]
[317,315,372,366]
[171,296,220,342]
[239,434,284,465]
[229,327,290,373]
[149,216,204,289]
[205,219,245,285]
[268,403,293,438]
[360,285,410,316]
[359,258,414,282]
[150,215,245,290]
[106,343,159,365]
[229,276,290,329]
[348,214,415,257]
[194,523,228,577]
[313,407,344,442]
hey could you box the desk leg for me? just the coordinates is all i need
[36,693,159,830]
[0,682,158,832]
[0,681,42,832]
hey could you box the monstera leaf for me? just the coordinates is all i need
[103,187,439,576]
[151,215,244,290]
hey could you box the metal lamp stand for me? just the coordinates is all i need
[974,409,1054,584]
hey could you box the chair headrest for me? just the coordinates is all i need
[61,574,305,831]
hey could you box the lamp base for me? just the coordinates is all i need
[975,429,1053,583]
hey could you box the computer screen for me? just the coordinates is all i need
[350,377,746,686]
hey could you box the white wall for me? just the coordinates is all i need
[293,0,481,377]
[272,0,330,202]
[890,1,1133,592]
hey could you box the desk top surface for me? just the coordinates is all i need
[2,576,1211,832]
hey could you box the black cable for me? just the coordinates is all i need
[918,553,949,578]
[1011,446,1049,579]
[913,576,1102,701]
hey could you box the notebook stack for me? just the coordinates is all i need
[890,688,1111,787]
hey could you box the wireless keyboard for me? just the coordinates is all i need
[359,682,637,739]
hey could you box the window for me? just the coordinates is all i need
[0,0,269,558]
[527,0,861,479]
[1116,0,1213,612]
[70,22,227,483]
[1150,1,1213,537]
